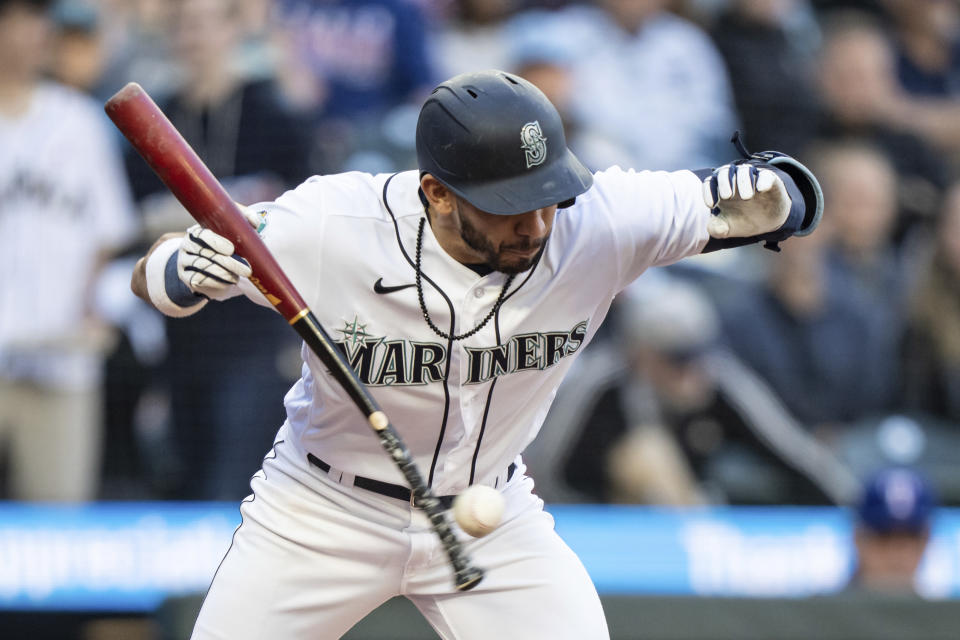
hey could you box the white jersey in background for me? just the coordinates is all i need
[0,81,137,502]
[0,82,138,389]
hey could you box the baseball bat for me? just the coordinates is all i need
[105,82,483,591]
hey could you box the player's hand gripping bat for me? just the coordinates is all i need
[105,82,484,591]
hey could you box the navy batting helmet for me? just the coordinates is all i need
[416,70,594,215]
[857,467,936,534]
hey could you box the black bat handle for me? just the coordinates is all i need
[290,312,485,591]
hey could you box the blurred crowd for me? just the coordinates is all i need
[2,0,960,520]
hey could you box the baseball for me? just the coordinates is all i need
[452,485,505,538]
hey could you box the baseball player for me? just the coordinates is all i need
[131,70,823,639]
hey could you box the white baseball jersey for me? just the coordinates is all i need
[233,167,709,493]
[0,82,137,389]
[189,165,713,640]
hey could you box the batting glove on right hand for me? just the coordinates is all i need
[177,225,252,299]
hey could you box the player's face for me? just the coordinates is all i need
[453,198,557,274]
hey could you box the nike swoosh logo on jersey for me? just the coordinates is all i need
[374,278,415,294]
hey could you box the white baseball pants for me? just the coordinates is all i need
[190,428,609,639]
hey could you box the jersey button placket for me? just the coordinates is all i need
[461,284,490,333]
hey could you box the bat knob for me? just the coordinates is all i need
[454,566,485,591]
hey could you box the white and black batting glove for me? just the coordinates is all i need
[700,134,824,252]
[177,225,252,299]
[702,164,790,239]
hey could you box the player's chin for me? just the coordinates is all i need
[495,246,543,274]
[495,254,537,274]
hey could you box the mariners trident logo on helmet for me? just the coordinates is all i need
[520,121,547,169]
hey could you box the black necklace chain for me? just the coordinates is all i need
[415,217,515,341]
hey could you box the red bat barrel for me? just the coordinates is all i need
[104,82,307,322]
[105,83,485,592]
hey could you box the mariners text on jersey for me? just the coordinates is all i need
[333,319,589,386]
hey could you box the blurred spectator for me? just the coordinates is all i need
[49,0,106,94]
[815,13,947,237]
[124,0,310,500]
[810,0,885,17]
[47,1,169,499]
[0,0,138,500]
[901,180,960,425]
[862,0,960,162]
[527,275,858,505]
[127,0,311,228]
[809,141,913,366]
[710,0,821,157]
[849,466,937,595]
[815,141,905,297]
[271,0,437,173]
[503,11,634,172]
[716,218,898,432]
[89,0,178,101]
[232,0,276,78]
[524,0,738,171]
[882,0,960,98]
[434,0,520,78]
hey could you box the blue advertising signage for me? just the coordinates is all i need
[0,503,957,610]
[555,506,960,598]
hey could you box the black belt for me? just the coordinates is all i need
[307,452,516,509]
